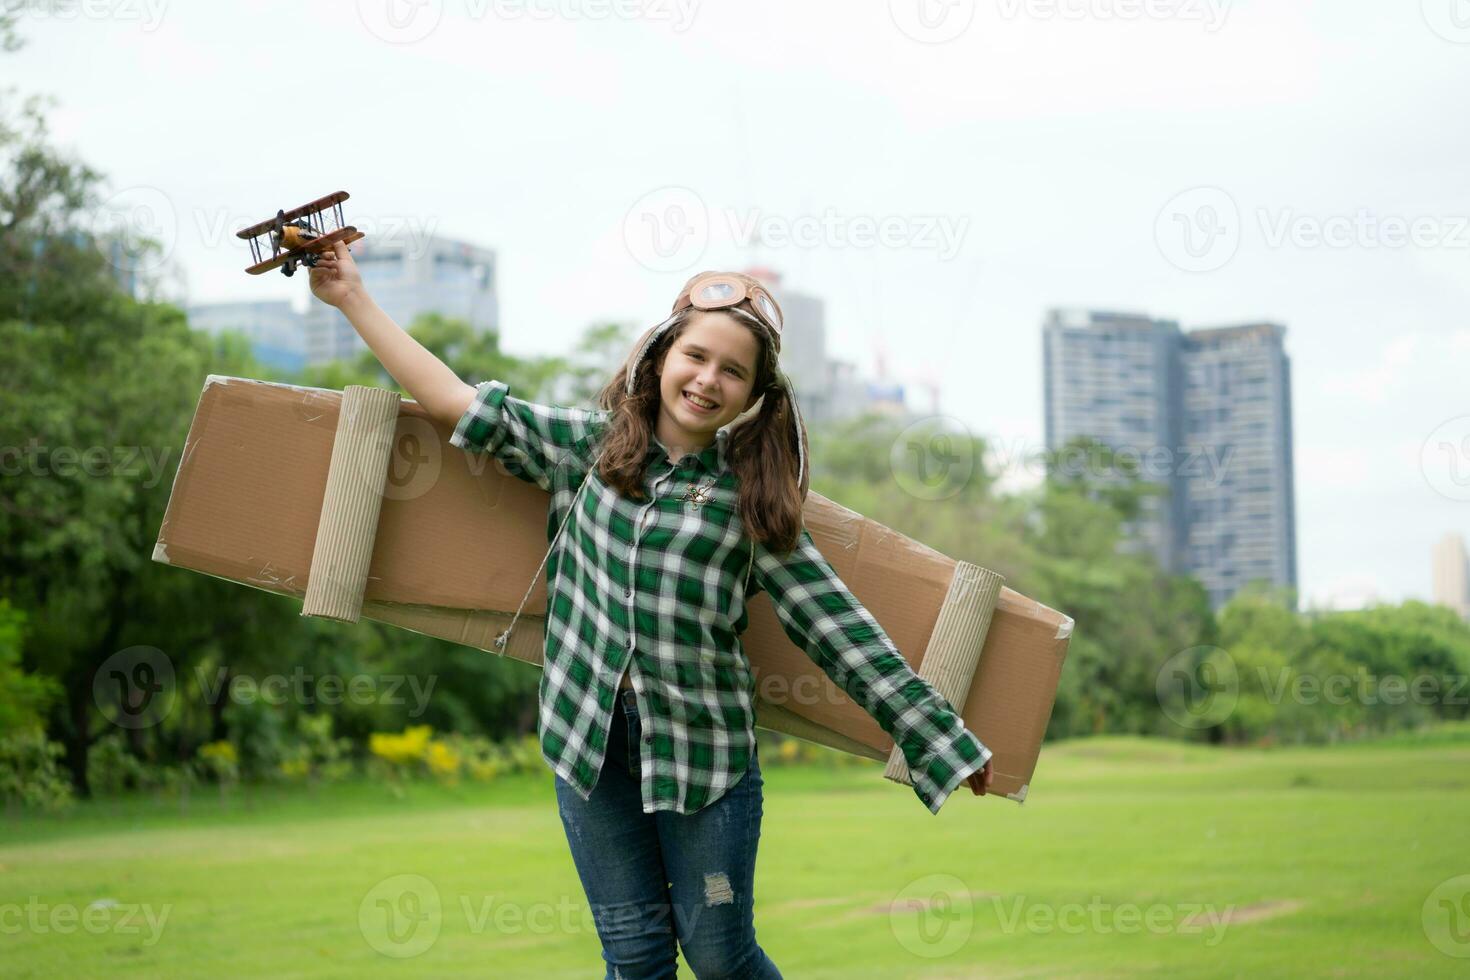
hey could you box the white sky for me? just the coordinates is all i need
[12,0,1469,609]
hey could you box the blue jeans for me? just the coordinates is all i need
[554,687,783,979]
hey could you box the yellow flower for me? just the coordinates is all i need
[370,725,435,765]
[426,741,460,779]
[200,740,237,763]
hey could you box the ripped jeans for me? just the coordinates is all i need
[554,687,783,979]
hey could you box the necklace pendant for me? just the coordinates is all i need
[681,481,714,509]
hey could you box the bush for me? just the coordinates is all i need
[0,728,75,814]
[277,714,354,786]
[87,732,155,795]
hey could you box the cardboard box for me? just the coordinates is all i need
[153,376,1073,802]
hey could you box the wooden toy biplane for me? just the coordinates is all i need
[236,191,365,277]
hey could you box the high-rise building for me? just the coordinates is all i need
[302,234,499,365]
[1042,309,1298,610]
[1432,533,1470,621]
[187,299,307,373]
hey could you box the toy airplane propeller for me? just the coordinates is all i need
[236,191,365,277]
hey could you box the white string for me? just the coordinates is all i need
[491,445,609,656]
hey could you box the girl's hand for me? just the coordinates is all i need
[967,758,993,796]
[309,240,365,309]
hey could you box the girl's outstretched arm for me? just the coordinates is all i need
[448,380,608,493]
[310,240,474,428]
[750,526,993,815]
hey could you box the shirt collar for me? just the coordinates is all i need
[647,427,729,476]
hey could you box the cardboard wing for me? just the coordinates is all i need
[153,376,1073,802]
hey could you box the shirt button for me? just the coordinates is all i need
[624,588,631,598]
[643,734,652,744]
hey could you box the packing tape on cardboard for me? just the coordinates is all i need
[301,385,401,623]
[882,560,1003,788]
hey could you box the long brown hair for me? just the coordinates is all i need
[593,306,810,554]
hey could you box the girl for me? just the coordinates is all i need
[310,242,993,979]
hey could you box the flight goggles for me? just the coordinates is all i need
[671,272,784,347]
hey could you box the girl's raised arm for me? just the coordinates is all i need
[750,526,993,815]
[310,240,475,429]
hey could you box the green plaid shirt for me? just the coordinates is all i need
[450,380,992,816]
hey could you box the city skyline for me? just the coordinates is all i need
[14,1,1467,610]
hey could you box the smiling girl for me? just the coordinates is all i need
[310,244,993,978]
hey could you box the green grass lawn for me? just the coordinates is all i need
[5,724,1470,978]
